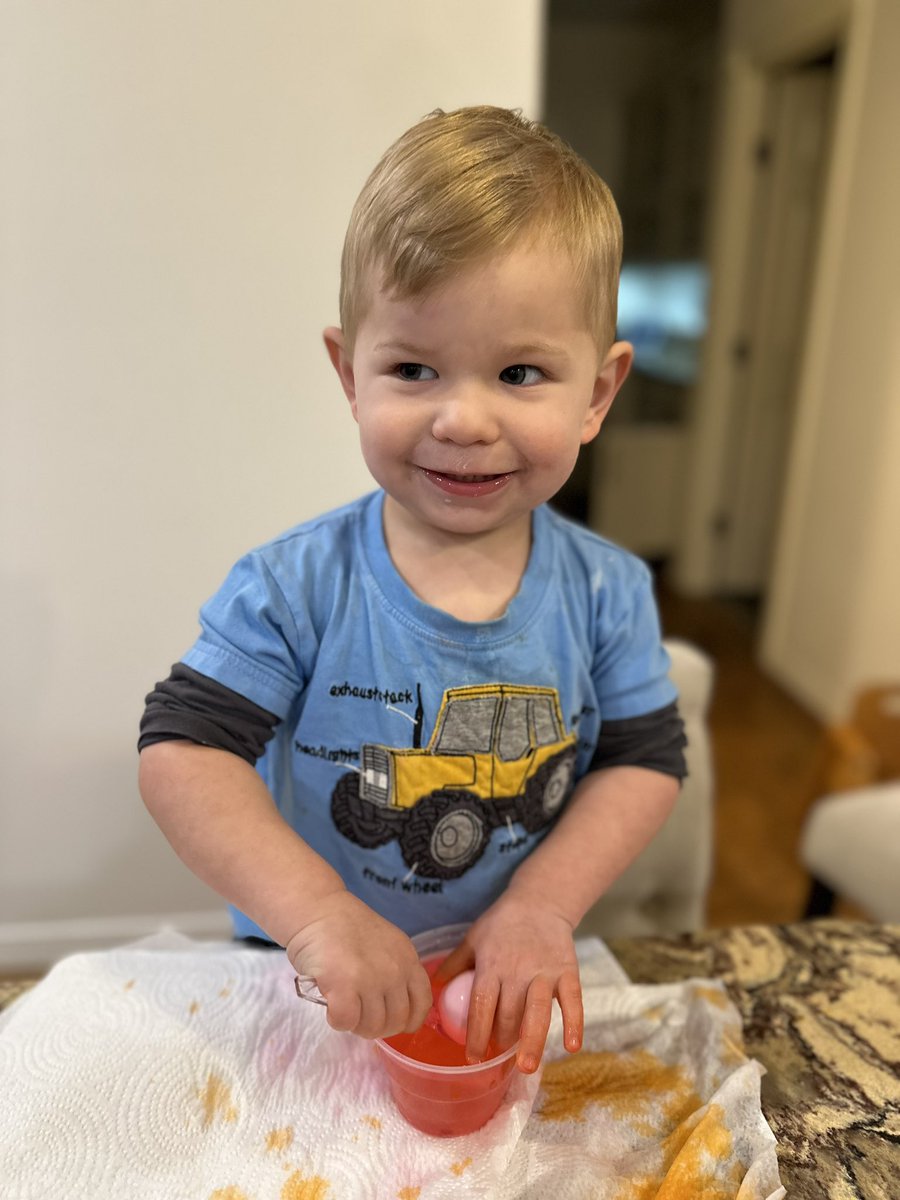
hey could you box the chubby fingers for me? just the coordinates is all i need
[515,976,555,1073]
[465,974,554,1073]
[514,968,582,1072]
[325,960,433,1040]
[464,968,584,1073]
[463,973,556,1071]
[404,961,435,1033]
[557,968,584,1055]
[324,987,366,1035]
[463,974,501,1064]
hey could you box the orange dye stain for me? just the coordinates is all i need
[189,1001,201,1016]
[720,1029,747,1068]
[280,1171,330,1200]
[124,980,135,991]
[397,1189,421,1199]
[361,1115,382,1130]
[666,1102,734,1170]
[619,1102,740,1200]
[209,1189,250,1200]
[449,1158,473,1176]
[692,985,731,1011]
[196,1074,238,1128]
[690,985,747,1072]
[538,1049,699,1129]
[265,1126,294,1153]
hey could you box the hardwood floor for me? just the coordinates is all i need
[654,578,836,928]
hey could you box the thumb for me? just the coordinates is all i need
[433,938,476,984]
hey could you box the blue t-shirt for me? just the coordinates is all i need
[182,491,675,939]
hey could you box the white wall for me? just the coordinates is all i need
[0,0,544,968]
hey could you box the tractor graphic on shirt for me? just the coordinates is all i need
[330,683,577,880]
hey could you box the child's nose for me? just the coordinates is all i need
[430,387,499,445]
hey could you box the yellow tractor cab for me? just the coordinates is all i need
[331,684,577,879]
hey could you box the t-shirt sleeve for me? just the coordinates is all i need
[179,550,309,720]
[588,701,687,780]
[138,663,280,764]
[592,554,677,721]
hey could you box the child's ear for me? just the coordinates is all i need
[581,341,633,444]
[323,326,358,418]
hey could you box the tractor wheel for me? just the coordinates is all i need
[399,790,487,880]
[330,771,399,848]
[520,750,576,833]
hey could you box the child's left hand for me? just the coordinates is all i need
[433,892,583,1074]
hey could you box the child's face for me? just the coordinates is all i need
[325,241,631,545]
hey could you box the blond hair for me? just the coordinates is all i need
[339,106,623,352]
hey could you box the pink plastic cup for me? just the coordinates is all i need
[375,923,519,1137]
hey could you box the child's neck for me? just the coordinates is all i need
[382,500,532,623]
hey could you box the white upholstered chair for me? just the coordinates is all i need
[799,781,900,921]
[796,682,900,921]
[576,637,715,939]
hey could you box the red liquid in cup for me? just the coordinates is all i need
[378,954,517,1137]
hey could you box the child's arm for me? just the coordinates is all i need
[139,740,433,1038]
[436,765,678,1073]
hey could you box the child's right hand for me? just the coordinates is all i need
[285,891,433,1040]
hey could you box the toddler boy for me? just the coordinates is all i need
[139,106,686,1074]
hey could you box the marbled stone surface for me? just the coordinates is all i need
[0,977,38,1012]
[608,920,900,1199]
[3,920,898,1197]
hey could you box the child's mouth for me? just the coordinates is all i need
[420,468,512,497]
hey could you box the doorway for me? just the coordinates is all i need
[544,3,841,633]
[544,0,721,561]
[714,55,837,596]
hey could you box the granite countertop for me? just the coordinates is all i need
[3,919,898,1197]
[607,919,900,1199]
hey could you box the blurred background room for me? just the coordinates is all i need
[3,0,899,974]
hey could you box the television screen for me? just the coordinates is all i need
[616,261,709,386]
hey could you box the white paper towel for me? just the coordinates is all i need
[0,933,784,1199]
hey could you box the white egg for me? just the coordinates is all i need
[437,969,475,1045]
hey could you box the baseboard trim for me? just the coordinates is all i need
[0,910,234,973]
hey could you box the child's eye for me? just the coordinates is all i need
[395,363,437,382]
[499,364,544,386]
